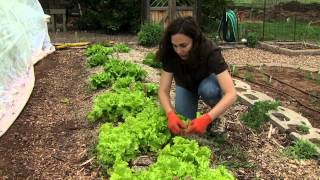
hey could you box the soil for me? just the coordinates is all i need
[0,47,319,179]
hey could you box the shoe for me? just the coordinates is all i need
[206,117,226,137]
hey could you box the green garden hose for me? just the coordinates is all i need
[218,10,238,42]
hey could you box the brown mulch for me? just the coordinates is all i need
[0,49,98,179]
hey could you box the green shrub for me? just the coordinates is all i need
[246,32,258,48]
[199,0,230,33]
[142,52,161,68]
[241,100,280,129]
[138,23,164,46]
[77,0,141,33]
[284,139,319,160]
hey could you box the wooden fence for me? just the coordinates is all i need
[143,0,199,27]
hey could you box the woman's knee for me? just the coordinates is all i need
[198,74,222,106]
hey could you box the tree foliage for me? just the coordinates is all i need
[76,0,141,33]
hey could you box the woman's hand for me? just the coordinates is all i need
[167,111,187,135]
[186,113,212,134]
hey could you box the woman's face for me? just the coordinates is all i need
[171,33,193,60]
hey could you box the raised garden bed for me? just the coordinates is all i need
[259,41,320,56]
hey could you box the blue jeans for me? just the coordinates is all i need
[175,74,222,119]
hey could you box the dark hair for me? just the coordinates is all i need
[156,16,214,66]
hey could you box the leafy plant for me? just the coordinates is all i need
[89,59,147,90]
[111,76,136,91]
[142,52,162,68]
[89,72,113,90]
[85,44,114,67]
[284,139,319,160]
[87,53,112,67]
[111,77,158,98]
[265,76,272,85]
[96,103,170,168]
[304,71,313,80]
[308,91,318,104]
[110,137,234,179]
[113,43,131,53]
[138,22,164,46]
[316,72,320,84]
[85,44,114,57]
[246,32,258,48]
[104,59,147,82]
[230,65,239,76]
[61,98,70,105]
[135,82,159,98]
[241,100,280,129]
[97,123,140,167]
[244,71,254,82]
[87,89,154,123]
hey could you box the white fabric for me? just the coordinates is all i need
[0,0,55,137]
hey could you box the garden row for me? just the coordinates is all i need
[84,44,235,179]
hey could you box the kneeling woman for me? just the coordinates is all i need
[157,16,237,135]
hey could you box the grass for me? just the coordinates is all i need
[297,123,310,134]
[231,0,320,8]
[284,139,319,160]
[239,21,320,42]
[210,134,256,170]
[244,71,254,82]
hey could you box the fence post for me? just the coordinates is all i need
[262,0,266,41]
[194,0,201,23]
[168,0,176,23]
[294,15,297,41]
[293,0,297,41]
[145,0,150,23]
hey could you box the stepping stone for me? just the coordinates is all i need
[268,106,320,152]
[268,106,312,132]
[290,127,320,153]
[233,79,251,92]
[237,89,274,106]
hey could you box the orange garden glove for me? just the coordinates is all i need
[187,113,212,135]
[167,111,187,135]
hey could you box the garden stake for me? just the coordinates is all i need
[269,75,272,84]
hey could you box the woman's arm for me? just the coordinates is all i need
[158,70,174,114]
[207,70,237,120]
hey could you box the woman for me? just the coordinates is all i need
[157,16,236,135]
